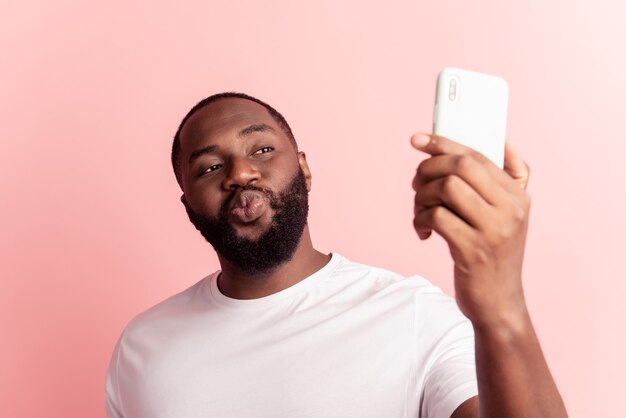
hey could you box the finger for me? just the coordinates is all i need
[504,140,530,190]
[411,132,475,156]
[414,175,494,229]
[417,229,432,240]
[413,205,475,250]
[411,132,526,196]
[414,154,503,206]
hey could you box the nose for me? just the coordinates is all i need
[221,157,260,190]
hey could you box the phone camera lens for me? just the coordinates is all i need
[448,77,459,102]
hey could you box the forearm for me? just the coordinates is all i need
[473,309,568,418]
[410,133,566,416]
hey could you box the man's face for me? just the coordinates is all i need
[178,98,312,274]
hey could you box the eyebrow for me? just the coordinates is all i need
[189,144,217,164]
[238,123,275,137]
[188,123,276,164]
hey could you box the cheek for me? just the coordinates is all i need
[262,155,300,185]
[186,182,223,216]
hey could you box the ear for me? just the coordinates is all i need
[297,151,312,192]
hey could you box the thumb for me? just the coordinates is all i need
[410,133,432,151]
[504,140,530,190]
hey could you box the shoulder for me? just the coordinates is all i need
[120,273,214,341]
[328,254,464,325]
[331,253,453,302]
[332,254,470,330]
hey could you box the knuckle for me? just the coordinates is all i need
[495,225,513,242]
[512,205,526,222]
[483,218,510,244]
[491,217,521,243]
[411,174,420,191]
[430,206,447,225]
[441,175,459,195]
[469,245,492,265]
[414,187,425,202]
[416,161,428,178]
[471,150,489,165]
[453,154,474,174]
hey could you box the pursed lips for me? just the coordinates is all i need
[226,189,268,223]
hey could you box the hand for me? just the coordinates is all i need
[410,133,531,330]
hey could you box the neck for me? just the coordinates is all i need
[215,226,330,300]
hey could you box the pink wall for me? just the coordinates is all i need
[2,0,625,417]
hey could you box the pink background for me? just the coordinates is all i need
[2,0,625,417]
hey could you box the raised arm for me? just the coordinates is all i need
[410,133,567,418]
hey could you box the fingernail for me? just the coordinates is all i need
[411,133,431,148]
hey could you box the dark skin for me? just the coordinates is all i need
[178,98,567,417]
[411,133,568,418]
[178,98,329,300]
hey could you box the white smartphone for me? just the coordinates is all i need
[433,67,509,168]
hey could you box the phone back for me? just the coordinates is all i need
[434,67,509,168]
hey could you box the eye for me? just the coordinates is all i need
[202,164,222,174]
[254,146,274,155]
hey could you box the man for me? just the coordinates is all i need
[106,92,568,417]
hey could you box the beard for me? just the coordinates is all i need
[186,168,309,275]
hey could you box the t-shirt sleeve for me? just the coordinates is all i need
[414,280,479,418]
[105,335,125,418]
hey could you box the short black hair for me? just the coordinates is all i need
[171,92,297,188]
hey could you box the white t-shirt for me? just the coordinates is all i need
[106,253,478,418]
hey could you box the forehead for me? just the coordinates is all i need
[179,98,281,152]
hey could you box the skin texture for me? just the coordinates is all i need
[411,133,568,418]
[178,98,329,299]
[184,167,310,276]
